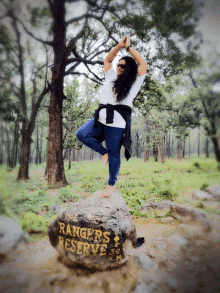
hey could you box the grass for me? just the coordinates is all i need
[0,157,219,241]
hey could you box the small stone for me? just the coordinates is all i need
[48,204,62,213]
[167,234,189,248]
[153,241,167,251]
[161,217,174,223]
[167,279,178,289]
[133,282,150,293]
[156,209,170,217]
[53,286,61,293]
[196,241,208,248]
[205,185,220,199]
[147,249,156,258]
[42,269,51,274]
[49,274,69,285]
[154,236,163,241]
[193,190,213,201]
[0,216,24,256]
[135,253,157,270]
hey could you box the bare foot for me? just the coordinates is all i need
[101,185,117,198]
[102,153,109,167]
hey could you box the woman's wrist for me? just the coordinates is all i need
[126,45,132,51]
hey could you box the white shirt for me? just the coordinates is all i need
[98,66,146,128]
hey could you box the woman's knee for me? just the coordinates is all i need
[75,129,84,142]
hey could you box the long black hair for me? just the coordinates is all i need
[112,56,138,102]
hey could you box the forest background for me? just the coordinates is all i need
[0,0,220,237]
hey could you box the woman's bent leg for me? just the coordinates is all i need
[104,125,124,186]
[75,118,107,155]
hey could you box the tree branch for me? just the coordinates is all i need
[65,72,103,85]
[66,57,103,66]
[13,16,54,46]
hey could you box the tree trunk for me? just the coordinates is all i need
[47,0,68,187]
[211,137,220,170]
[9,121,18,168]
[14,123,19,167]
[177,139,183,161]
[168,131,171,158]
[76,149,81,163]
[17,127,31,180]
[0,119,4,165]
[68,148,72,169]
[153,145,158,162]
[158,134,165,163]
[144,136,150,162]
[39,130,43,164]
[205,137,209,158]
[198,126,200,157]
[90,149,94,160]
[136,132,139,158]
[183,138,185,159]
[189,134,190,158]
[35,126,39,165]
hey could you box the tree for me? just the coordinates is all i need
[1,2,50,179]
[186,52,220,169]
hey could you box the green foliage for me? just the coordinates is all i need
[196,202,204,209]
[200,183,209,191]
[58,186,80,202]
[20,212,50,233]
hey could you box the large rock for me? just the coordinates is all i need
[0,216,24,256]
[205,185,220,200]
[170,204,211,232]
[48,190,137,271]
[193,190,213,201]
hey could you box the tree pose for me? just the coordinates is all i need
[76,34,147,198]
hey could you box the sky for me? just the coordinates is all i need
[198,0,220,52]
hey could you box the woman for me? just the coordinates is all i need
[76,34,147,198]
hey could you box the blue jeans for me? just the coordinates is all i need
[75,118,124,186]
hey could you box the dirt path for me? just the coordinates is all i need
[1,214,220,293]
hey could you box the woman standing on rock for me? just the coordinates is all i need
[76,34,147,198]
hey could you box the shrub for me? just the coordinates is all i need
[20,212,50,233]
[58,186,80,202]
[193,162,201,169]
[0,197,7,215]
[158,187,178,200]
[196,202,204,209]
[200,183,209,191]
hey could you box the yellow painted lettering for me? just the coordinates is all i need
[70,240,76,252]
[65,238,70,250]
[83,243,90,256]
[58,236,64,248]
[59,223,65,234]
[72,226,80,237]
[103,231,110,243]
[116,255,122,261]
[87,228,94,240]
[91,244,100,255]
[109,249,115,256]
[94,230,102,242]
[109,256,114,262]
[116,248,120,254]
[66,224,72,236]
[99,244,107,256]
[80,228,87,239]
[76,241,83,254]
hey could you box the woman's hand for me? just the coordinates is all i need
[118,36,127,49]
[125,34,130,49]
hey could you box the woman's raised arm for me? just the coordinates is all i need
[125,34,147,76]
[104,36,127,73]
